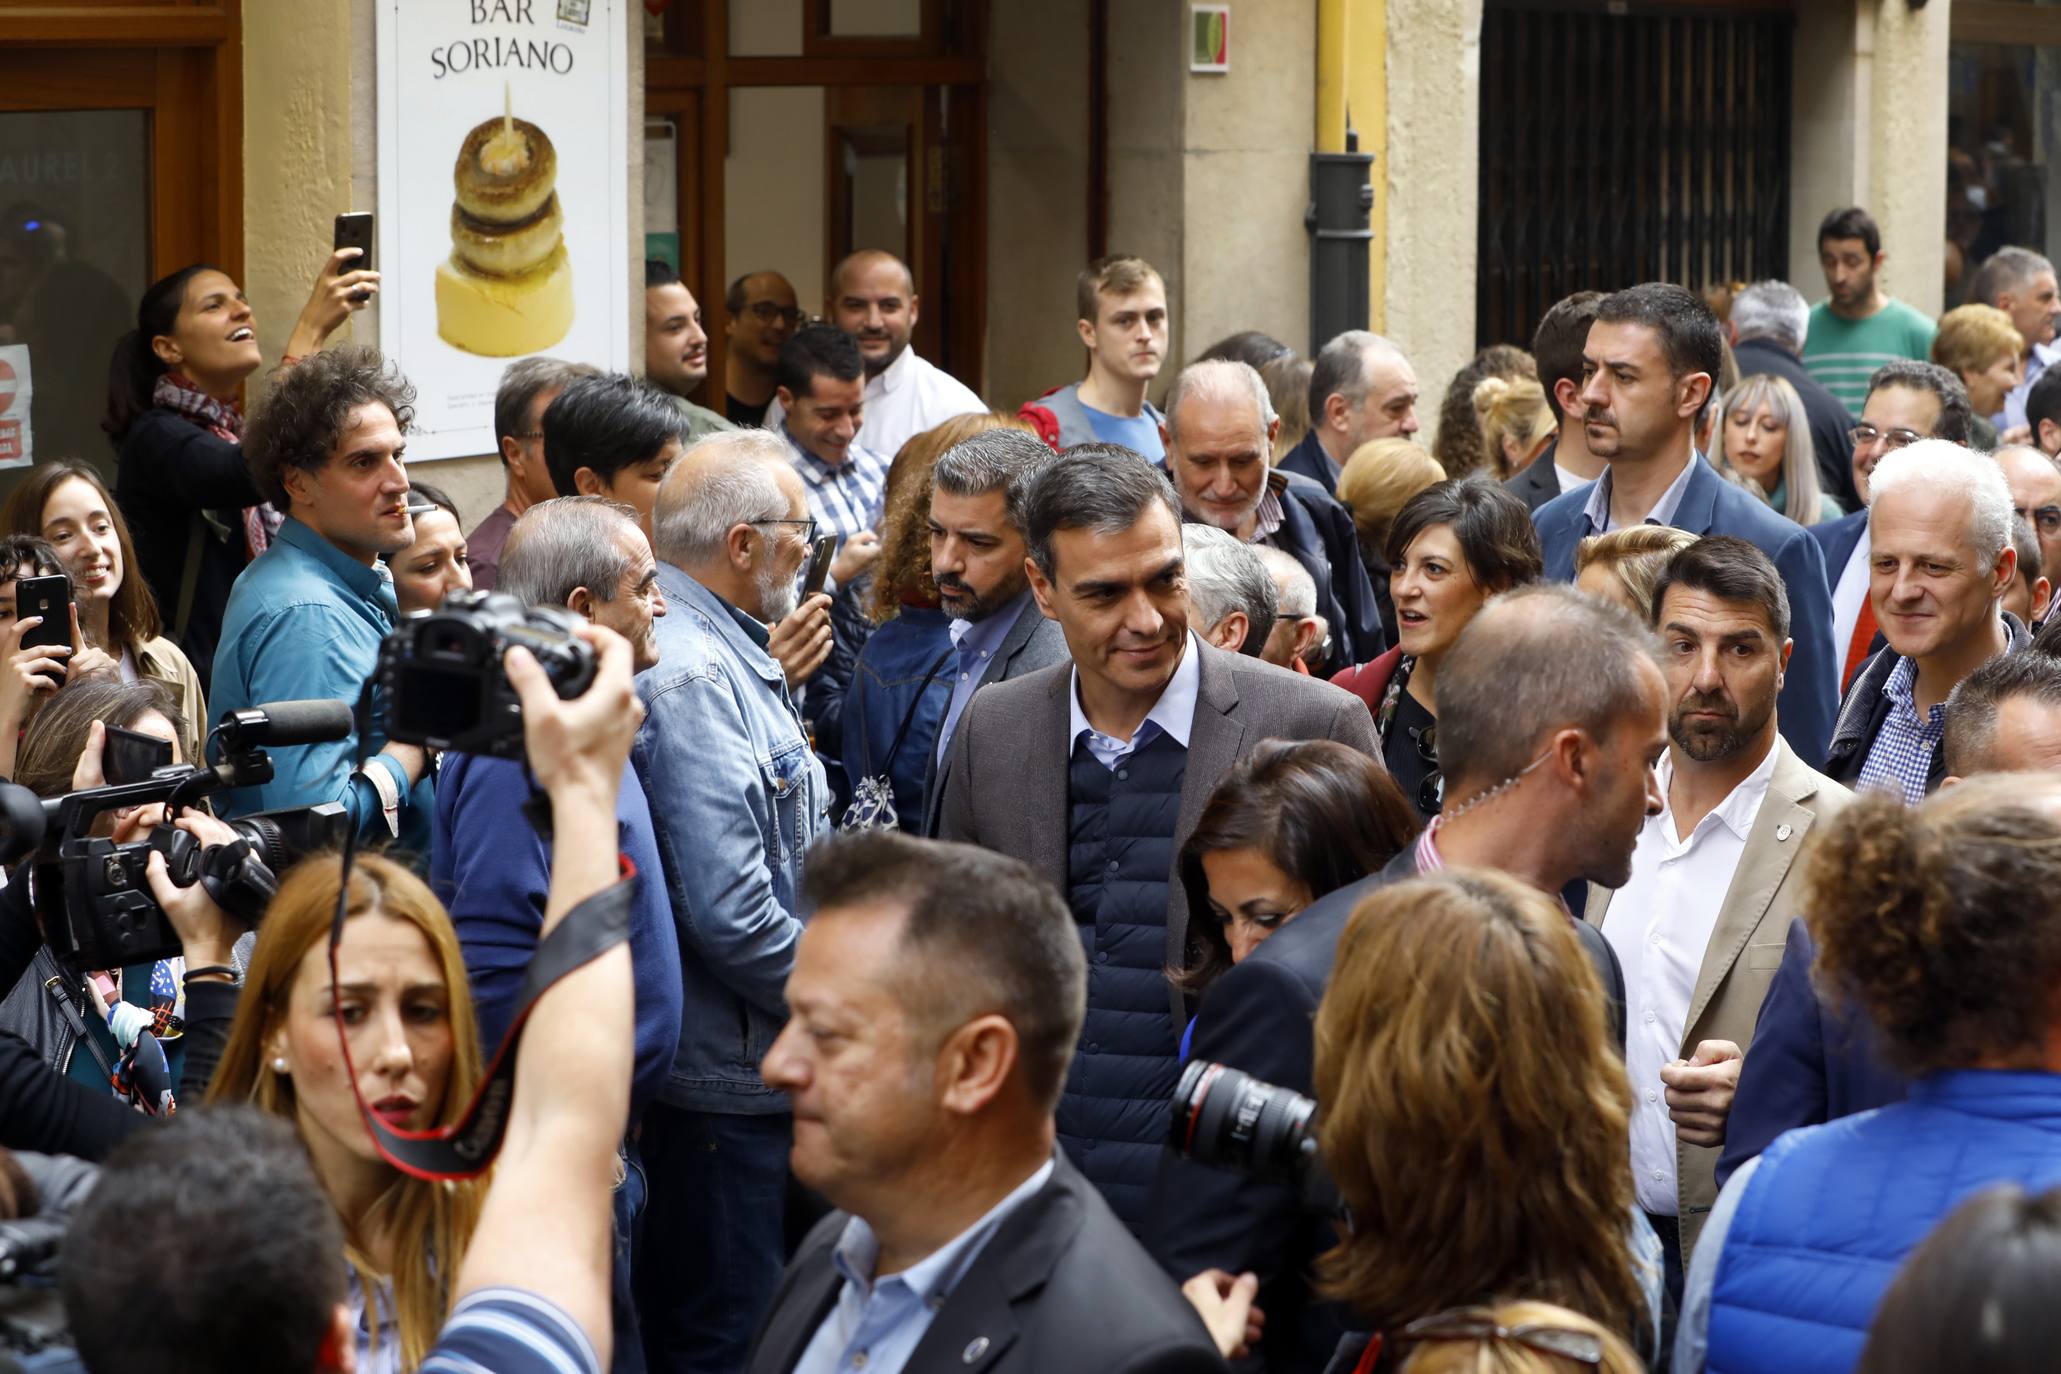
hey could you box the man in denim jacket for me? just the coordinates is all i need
[631,427,830,1374]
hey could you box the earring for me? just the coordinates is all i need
[272,1057,290,1075]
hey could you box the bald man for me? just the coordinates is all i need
[765,249,985,457]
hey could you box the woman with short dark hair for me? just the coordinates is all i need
[1174,738,1418,1002]
[1331,477,1544,821]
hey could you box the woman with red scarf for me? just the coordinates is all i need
[104,251,377,689]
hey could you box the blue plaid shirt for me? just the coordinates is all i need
[1855,654,1946,805]
[785,428,889,544]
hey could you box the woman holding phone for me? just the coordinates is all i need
[0,533,87,779]
[103,247,378,688]
[3,463,205,764]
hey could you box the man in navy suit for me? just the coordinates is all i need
[1533,283,1839,767]
[1275,331,1420,496]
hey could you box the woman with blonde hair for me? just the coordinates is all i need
[1573,525,1698,619]
[1336,438,1448,647]
[841,411,1035,828]
[1473,376,1557,481]
[209,853,487,1373]
[1714,374,1843,526]
[1932,303,2027,449]
[1315,870,1660,1368]
[1395,1302,1644,1374]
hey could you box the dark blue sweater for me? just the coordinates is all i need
[432,753,684,1124]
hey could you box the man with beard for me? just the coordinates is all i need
[1801,206,1939,413]
[644,259,736,441]
[1143,583,1654,1371]
[1160,358,1386,666]
[631,428,832,1373]
[918,427,1068,836]
[1533,282,1839,767]
[1589,536,1852,1302]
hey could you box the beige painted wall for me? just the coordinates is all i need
[725,86,830,313]
[1106,2,1187,393]
[1382,0,1482,433]
[985,0,1091,410]
[1181,0,1317,363]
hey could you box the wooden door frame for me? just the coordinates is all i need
[648,0,988,406]
[0,2,243,289]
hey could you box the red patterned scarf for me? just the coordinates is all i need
[152,372,279,557]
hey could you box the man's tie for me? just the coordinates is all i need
[1844,599,1880,689]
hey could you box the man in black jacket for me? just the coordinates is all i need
[1160,359,1386,666]
[1730,280,1861,510]
[748,831,1226,1374]
[1142,584,1657,1372]
[1505,291,1607,513]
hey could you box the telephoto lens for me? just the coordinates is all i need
[1169,1058,1322,1189]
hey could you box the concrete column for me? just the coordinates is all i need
[1866,0,1950,316]
[1383,0,1482,428]
[1787,0,1865,280]
[1106,3,1187,376]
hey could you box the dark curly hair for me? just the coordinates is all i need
[1385,476,1544,591]
[243,345,415,511]
[1806,775,2061,1075]
[1431,345,1535,478]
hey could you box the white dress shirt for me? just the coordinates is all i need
[762,347,985,459]
[1604,742,1778,1216]
[1830,521,1872,666]
[1067,633,1201,769]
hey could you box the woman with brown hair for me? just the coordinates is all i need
[2,461,204,762]
[209,853,487,1374]
[1394,1302,1644,1374]
[1319,877,1657,1367]
[1331,478,1544,821]
[840,411,1033,828]
[1174,739,1419,1004]
[1315,870,1660,1371]
[1687,774,2061,1374]
[1334,438,1445,646]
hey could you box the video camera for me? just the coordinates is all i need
[378,590,596,759]
[0,702,352,972]
[1170,1060,1341,1217]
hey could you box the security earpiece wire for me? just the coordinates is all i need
[326,676,636,1181]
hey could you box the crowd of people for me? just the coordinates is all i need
[0,202,2052,1374]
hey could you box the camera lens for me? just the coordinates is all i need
[1170,1059,1320,1189]
[227,816,287,874]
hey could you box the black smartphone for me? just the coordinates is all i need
[15,573,70,685]
[334,212,375,301]
[801,534,838,598]
[104,724,174,785]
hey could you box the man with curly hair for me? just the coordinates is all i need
[210,345,433,854]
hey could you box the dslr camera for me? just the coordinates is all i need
[1170,1059,1340,1217]
[379,590,596,759]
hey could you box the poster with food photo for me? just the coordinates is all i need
[376,0,628,460]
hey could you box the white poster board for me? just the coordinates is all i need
[0,345,32,469]
[376,0,630,460]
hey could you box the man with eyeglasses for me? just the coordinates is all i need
[468,355,596,590]
[1996,444,2061,607]
[1807,360,1976,689]
[724,268,802,426]
[631,427,831,1373]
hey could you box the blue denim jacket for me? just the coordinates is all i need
[633,564,828,1112]
[838,607,952,828]
[210,518,433,857]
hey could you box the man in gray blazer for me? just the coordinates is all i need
[938,444,1378,1231]
[919,428,1071,837]
[746,831,1227,1374]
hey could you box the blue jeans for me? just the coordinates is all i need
[612,1139,648,1374]
[635,1105,792,1374]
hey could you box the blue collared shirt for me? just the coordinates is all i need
[1578,452,1702,536]
[785,428,890,544]
[792,1158,1057,1374]
[210,517,432,853]
[1854,654,1945,806]
[934,590,1034,766]
[1067,633,1201,770]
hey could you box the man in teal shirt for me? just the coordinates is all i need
[1803,206,1938,412]
[211,345,433,857]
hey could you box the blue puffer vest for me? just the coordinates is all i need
[1706,1069,2061,1374]
[1061,733,1187,1233]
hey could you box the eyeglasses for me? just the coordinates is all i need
[752,517,819,543]
[744,301,804,327]
[1396,1309,1605,1365]
[1849,424,1926,451]
[2019,504,2061,536]
[1410,723,1443,816]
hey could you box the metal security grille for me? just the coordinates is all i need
[1477,2,1794,350]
